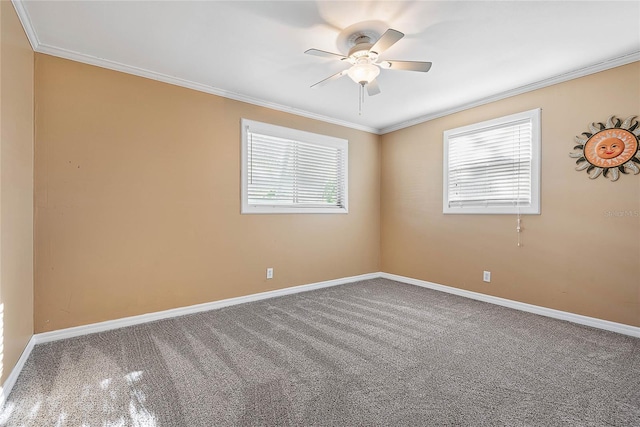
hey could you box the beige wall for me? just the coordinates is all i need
[381,62,640,326]
[34,54,380,332]
[29,42,640,334]
[0,1,34,385]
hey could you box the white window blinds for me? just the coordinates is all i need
[443,109,540,214]
[241,119,348,214]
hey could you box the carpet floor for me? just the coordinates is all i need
[1,278,639,426]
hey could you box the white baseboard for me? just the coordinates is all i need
[0,335,36,408]
[3,271,638,406]
[2,273,377,402]
[35,271,640,344]
[34,272,380,344]
[381,272,640,338]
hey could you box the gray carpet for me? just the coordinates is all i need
[2,278,639,426]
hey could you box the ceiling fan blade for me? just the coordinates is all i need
[385,60,432,72]
[367,80,381,96]
[369,29,404,55]
[304,48,347,61]
[310,69,348,88]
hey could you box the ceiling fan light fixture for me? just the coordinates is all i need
[347,63,380,85]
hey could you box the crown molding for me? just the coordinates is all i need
[11,0,39,50]
[379,51,640,135]
[32,42,640,137]
[35,44,379,134]
[11,1,377,134]
[11,0,639,136]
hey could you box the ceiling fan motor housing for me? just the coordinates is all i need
[348,43,377,61]
[347,34,379,62]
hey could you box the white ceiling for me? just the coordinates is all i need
[14,1,640,134]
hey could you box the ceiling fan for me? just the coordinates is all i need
[305,28,432,97]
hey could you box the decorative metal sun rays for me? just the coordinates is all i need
[570,115,640,181]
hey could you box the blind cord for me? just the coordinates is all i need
[249,130,253,185]
[516,126,522,247]
[517,215,522,247]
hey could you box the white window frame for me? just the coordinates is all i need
[443,108,541,215]
[241,119,349,214]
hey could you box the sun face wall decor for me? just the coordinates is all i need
[570,115,640,181]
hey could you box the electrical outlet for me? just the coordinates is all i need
[483,271,491,282]
[266,268,273,279]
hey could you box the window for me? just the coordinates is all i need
[241,119,348,214]
[443,108,541,214]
